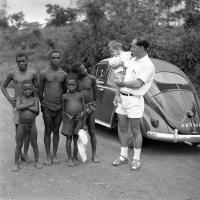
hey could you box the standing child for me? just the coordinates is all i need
[61,73,85,167]
[13,80,43,172]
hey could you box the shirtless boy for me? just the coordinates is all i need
[13,80,43,172]
[71,62,100,163]
[61,73,85,167]
[39,50,67,165]
[1,52,38,163]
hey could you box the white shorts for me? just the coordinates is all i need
[115,95,144,118]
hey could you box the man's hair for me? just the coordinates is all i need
[71,62,82,73]
[135,40,149,50]
[108,40,122,50]
[48,50,60,58]
[16,52,28,61]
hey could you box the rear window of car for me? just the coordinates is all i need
[150,72,191,95]
[154,72,188,84]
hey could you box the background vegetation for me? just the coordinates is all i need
[0,0,200,94]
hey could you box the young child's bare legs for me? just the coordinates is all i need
[66,135,74,167]
[30,123,43,169]
[73,135,79,166]
[23,134,31,163]
[13,125,25,172]
[15,124,22,164]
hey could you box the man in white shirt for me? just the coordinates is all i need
[112,39,155,170]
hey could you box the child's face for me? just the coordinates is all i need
[67,79,77,92]
[16,56,28,71]
[22,83,33,97]
[109,47,120,57]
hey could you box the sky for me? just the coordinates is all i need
[5,0,76,24]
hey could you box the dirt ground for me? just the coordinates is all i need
[0,90,200,200]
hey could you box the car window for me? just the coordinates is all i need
[94,63,110,84]
[150,72,191,96]
[155,72,188,84]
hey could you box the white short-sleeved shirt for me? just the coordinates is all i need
[121,55,155,96]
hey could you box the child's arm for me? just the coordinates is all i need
[62,95,66,119]
[15,96,34,111]
[81,94,87,129]
[28,97,39,114]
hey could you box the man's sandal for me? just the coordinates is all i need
[112,155,128,166]
[131,159,141,170]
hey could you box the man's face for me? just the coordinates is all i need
[16,56,28,71]
[109,47,120,57]
[77,64,88,76]
[50,52,61,67]
[130,42,143,58]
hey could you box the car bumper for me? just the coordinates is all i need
[146,129,200,143]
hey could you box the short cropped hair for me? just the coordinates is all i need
[48,50,60,58]
[135,40,149,50]
[71,62,82,73]
[67,73,78,82]
[108,40,122,50]
[16,52,28,61]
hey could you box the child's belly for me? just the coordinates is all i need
[19,110,36,124]
[65,102,83,115]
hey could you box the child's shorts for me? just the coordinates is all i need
[61,112,84,136]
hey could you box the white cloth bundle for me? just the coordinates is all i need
[77,129,89,162]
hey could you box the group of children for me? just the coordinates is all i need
[1,51,96,172]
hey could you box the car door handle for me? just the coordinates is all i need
[98,87,104,91]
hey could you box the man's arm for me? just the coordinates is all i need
[91,76,97,101]
[32,72,39,97]
[1,73,15,107]
[115,78,144,89]
[38,72,45,103]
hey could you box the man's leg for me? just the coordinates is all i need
[43,108,53,165]
[129,118,142,170]
[112,114,129,166]
[87,111,100,163]
[52,110,62,164]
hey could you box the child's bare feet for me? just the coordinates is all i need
[11,165,20,172]
[34,162,43,169]
[92,155,100,163]
[52,156,61,165]
[73,157,79,166]
[67,159,74,167]
[22,154,32,164]
[43,157,52,166]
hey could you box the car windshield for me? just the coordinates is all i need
[150,72,191,96]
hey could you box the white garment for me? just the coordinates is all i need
[121,55,155,96]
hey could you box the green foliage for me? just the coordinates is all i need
[46,4,77,26]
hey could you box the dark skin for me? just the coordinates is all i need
[39,52,67,165]
[13,83,42,172]
[73,65,100,163]
[62,79,85,166]
[1,56,38,163]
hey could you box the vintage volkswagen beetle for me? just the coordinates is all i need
[92,58,200,145]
